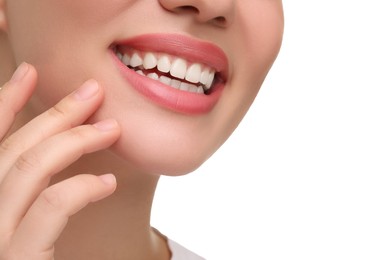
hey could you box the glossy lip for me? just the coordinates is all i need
[110,34,229,114]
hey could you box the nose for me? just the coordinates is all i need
[158,0,235,27]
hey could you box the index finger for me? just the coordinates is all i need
[0,79,105,181]
[0,63,37,139]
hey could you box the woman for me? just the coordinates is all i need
[0,0,284,259]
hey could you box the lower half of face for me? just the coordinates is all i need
[6,0,283,176]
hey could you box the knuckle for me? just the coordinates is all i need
[47,103,68,122]
[0,137,17,155]
[39,188,66,212]
[45,102,74,132]
[14,152,42,174]
[68,126,84,138]
[67,126,90,144]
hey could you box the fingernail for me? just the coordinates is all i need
[74,80,99,100]
[99,174,116,185]
[10,62,29,83]
[93,119,118,131]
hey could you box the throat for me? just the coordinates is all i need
[51,153,165,259]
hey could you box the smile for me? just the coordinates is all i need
[115,48,216,95]
[111,34,229,114]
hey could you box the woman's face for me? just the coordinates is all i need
[2,0,284,175]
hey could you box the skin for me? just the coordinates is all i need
[0,0,284,259]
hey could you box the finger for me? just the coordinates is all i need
[0,119,120,233]
[10,173,116,259]
[0,62,37,140]
[0,79,104,180]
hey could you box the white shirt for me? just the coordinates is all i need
[168,239,205,260]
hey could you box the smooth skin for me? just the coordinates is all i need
[0,64,121,259]
[0,0,284,259]
[0,63,170,260]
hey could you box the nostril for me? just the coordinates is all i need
[176,6,227,27]
[163,2,231,28]
[214,16,226,25]
[177,5,199,14]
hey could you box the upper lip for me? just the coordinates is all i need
[113,33,229,82]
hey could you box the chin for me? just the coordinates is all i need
[111,138,211,176]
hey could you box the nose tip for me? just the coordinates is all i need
[159,0,235,27]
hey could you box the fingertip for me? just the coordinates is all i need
[26,63,38,79]
[73,79,100,101]
[91,174,117,203]
[93,119,119,132]
[9,62,29,83]
[6,63,38,99]
[9,62,37,83]
[98,173,117,187]
[0,62,37,114]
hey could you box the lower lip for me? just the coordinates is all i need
[110,51,224,115]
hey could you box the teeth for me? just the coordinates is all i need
[179,82,199,93]
[136,70,145,76]
[143,52,157,69]
[185,63,202,84]
[136,70,206,93]
[130,53,143,67]
[197,87,204,94]
[157,55,171,73]
[159,75,172,85]
[117,49,219,94]
[147,72,159,80]
[200,68,210,85]
[170,58,187,79]
[116,52,123,61]
[170,79,181,89]
[179,82,190,91]
[122,54,131,66]
[206,70,215,90]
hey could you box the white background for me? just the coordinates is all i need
[152,1,390,259]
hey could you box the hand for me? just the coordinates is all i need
[0,63,120,259]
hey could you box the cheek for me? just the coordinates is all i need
[230,0,284,107]
[6,0,130,109]
[209,1,284,153]
[6,0,129,69]
[53,0,133,28]
[237,1,284,69]
[95,104,222,176]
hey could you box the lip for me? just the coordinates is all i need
[110,34,229,114]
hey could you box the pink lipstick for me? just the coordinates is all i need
[111,34,228,114]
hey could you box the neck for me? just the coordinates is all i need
[51,151,171,260]
[10,113,170,259]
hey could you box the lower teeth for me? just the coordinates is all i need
[133,68,206,94]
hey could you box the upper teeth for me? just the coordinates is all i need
[116,50,216,93]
